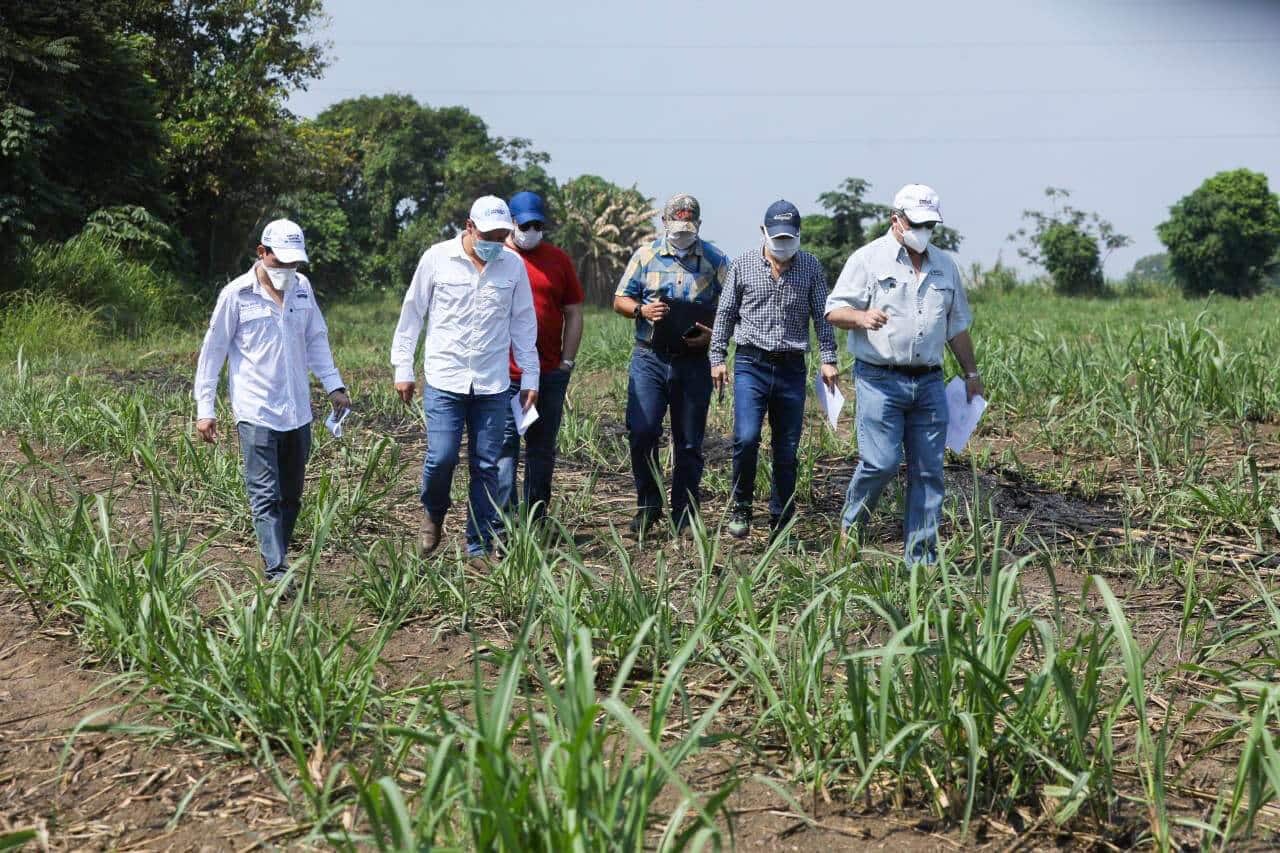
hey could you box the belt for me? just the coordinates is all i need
[857,359,941,378]
[636,339,702,358]
[737,344,806,364]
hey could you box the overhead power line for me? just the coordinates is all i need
[531,132,1280,145]
[341,36,1280,50]
[305,84,1280,98]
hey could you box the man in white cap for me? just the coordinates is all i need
[194,219,350,593]
[390,195,539,566]
[825,184,983,564]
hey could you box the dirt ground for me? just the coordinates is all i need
[1,414,1276,850]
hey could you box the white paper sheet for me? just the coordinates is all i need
[324,407,351,438]
[511,396,539,437]
[814,374,845,430]
[944,377,986,452]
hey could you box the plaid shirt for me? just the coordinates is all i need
[709,248,839,367]
[615,236,729,344]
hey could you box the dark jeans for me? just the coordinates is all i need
[497,368,571,522]
[238,422,312,578]
[842,361,948,563]
[420,384,508,556]
[626,345,712,526]
[731,350,807,525]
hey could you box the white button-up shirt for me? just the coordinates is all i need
[390,235,539,394]
[824,231,972,367]
[194,267,344,431]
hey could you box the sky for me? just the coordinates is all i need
[287,0,1280,277]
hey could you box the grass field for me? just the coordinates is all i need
[2,284,1280,850]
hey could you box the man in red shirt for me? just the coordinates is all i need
[497,191,585,524]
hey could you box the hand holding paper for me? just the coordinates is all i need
[511,395,539,437]
[944,377,986,452]
[814,372,845,430]
[324,407,351,438]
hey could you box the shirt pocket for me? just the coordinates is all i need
[236,314,277,350]
[923,276,955,323]
[432,278,473,316]
[870,274,899,310]
[477,276,515,323]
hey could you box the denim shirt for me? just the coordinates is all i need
[615,236,729,344]
[824,231,972,367]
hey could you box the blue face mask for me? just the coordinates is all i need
[473,238,505,263]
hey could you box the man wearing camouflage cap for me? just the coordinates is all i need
[613,193,729,536]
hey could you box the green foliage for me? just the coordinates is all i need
[1157,168,1280,298]
[1011,188,1130,296]
[551,174,657,305]
[1124,252,1173,293]
[310,95,554,291]
[7,233,186,334]
[0,291,99,362]
[0,3,167,268]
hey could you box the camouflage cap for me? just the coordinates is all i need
[662,193,701,233]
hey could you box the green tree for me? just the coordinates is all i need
[0,1,167,267]
[1156,168,1280,298]
[551,175,657,306]
[313,95,553,290]
[1011,187,1130,296]
[123,0,345,281]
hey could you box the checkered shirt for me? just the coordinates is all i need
[615,236,730,344]
[709,248,839,367]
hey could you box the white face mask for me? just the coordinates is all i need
[263,265,297,291]
[897,217,934,254]
[765,233,799,261]
[513,228,543,250]
[667,230,698,252]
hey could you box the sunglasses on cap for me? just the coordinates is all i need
[895,210,937,230]
[518,220,544,232]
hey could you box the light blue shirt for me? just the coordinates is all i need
[824,231,972,367]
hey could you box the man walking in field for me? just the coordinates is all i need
[613,193,729,537]
[496,190,585,526]
[710,200,840,542]
[825,185,983,563]
[390,196,539,567]
[194,219,351,594]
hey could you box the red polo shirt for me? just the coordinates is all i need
[509,241,584,380]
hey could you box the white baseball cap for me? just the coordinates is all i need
[469,196,515,233]
[260,219,309,264]
[892,184,943,224]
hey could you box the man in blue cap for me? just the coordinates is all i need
[497,191,585,525]
[710,200,839,540]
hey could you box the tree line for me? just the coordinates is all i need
[2,0,1277,324]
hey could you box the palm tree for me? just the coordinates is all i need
[551,175,656,306]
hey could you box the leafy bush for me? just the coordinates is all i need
[7,233,188,334]
[1011,188,1130,296]
[1157,168,1280,298]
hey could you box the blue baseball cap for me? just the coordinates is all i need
[764,200,801,237]
[509,191,547,226]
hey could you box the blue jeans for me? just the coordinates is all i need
[497,368,571,522]
[238,422,312,578]
[731,350,807,525]
[420,384,508,557]
[841,362,948,563]
[626,345,712,526]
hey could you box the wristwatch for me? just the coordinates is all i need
[632,304,642,320]
[561,358,576,370]
[965,372,980,380]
